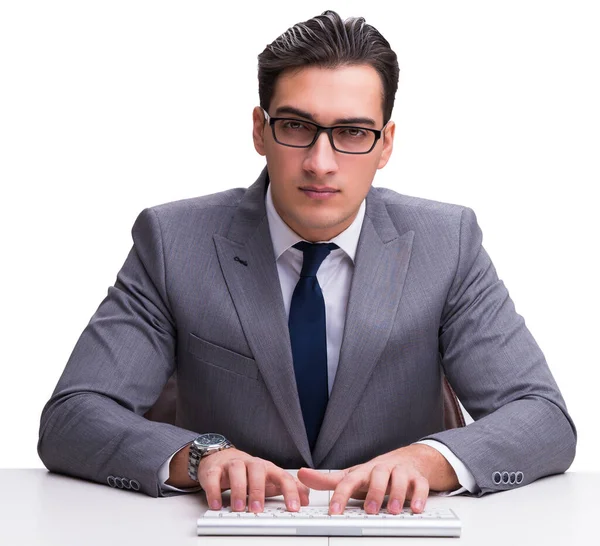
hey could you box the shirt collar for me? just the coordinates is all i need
[265,181,365,263]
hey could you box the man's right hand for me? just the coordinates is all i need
[198,447,310,513]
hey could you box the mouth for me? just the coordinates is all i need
[299,186,340,200]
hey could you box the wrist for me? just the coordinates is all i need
[166,444,198,488]
[188,433,234,482]
[400,444,459,491]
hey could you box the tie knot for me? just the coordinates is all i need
[293,242,339,277]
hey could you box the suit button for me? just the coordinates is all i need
[516,471,524,484]
[114,477,124,489]
[509,472,516,485]
[107,476,117,488]
[130,480,140,491]
[502,472,510,484]
[122,478,131,489]
[492,471,502,485]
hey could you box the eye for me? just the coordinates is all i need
[282,120,308,131]
[339,127,368,138]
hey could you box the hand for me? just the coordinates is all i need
[198,448,310,513]
[297,444,458,515]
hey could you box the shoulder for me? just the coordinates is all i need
[371,185,477,226]
[150,187,246,217]
[371,186,471,218]
[135,187,247,231]
[370,185,481,248]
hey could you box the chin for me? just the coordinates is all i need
[299,217,349,236]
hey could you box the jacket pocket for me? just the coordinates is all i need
[187,333,259,380]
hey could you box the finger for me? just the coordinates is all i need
[227,459,248,512]
[363,465,391,514]
[387,465,409,514]
[246,459,266,513]
[263,474,310,505]
[297,467,346,490]
[329,471,366,515]
[349,490,368,500]
[409,476,430,513]
[272,469,302,511]
[200,465,224,511]
[295,478,311,506]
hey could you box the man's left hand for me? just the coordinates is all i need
[296,444,459,515]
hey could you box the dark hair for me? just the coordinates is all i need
[258,10,399,125]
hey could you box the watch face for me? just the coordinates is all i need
[197,433,226,448]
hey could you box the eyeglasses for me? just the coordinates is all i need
[262,109,384,155]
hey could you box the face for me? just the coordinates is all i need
[252,64,395,242]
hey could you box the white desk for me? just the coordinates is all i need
[0,470,595,545]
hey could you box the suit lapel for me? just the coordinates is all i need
[312,191,415,466]
[213,168,313,467]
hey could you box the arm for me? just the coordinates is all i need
[298,206,576,512]
[37,208,198,497]
[423,207,577,494]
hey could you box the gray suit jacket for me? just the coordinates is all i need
[38,167,576,498]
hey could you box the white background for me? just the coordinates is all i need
[1,1,598,471]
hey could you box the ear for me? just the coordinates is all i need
[377,120,395,169]
[252,106,267,156]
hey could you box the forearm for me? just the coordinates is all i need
[38,392,199,497]
[165,443,198,489]
[421,397,576,494]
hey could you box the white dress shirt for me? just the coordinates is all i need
[158,184,478,496]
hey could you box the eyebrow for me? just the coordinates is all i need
[273,105,378,127]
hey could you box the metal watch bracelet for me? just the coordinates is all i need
[188,445,203,482]
[187,434,233,482]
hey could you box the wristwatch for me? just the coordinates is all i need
[188,433,234,482]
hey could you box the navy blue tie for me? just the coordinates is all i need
[288,241,338,451]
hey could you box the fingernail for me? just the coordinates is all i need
[289,500,299,511]
[331,502,341,514]
[234,499,244,511]
[414,499,423,511]
[389,499,400,512]
[251,501,261,512]
[210,499,220,510]
[366,501,377,513]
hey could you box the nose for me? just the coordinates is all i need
[302,131,339,177]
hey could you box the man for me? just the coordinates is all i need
[38,10,576,516]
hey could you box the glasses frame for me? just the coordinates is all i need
[262,109,384,155]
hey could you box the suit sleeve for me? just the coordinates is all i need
[421,207,577,495]
[37,208,199,498]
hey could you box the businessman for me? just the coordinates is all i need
[38,10,576,516]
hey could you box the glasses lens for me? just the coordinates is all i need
[273,120,317,147]
[332,127,376,153]
[273,120,376,153]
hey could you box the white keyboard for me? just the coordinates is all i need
[197,503,461,537]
